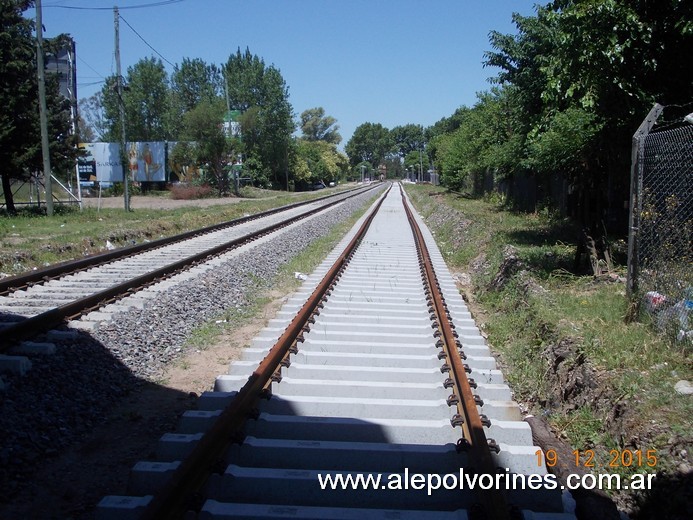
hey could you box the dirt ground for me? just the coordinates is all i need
[81,194,247,210]
[1,290,289,519]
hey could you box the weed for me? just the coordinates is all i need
[405,184,692,514]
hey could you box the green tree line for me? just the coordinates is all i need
[0,0,80,213]
[83,50,348,193]
[345,0,692,240]
[2,0,348,210]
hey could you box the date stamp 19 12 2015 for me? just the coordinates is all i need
[538,448,658,468]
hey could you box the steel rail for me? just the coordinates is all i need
[0,187,380,350]
[139,185,392,519]
[400,188,511,520]
[0,185,375,296]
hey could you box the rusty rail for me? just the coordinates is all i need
[400,188,510,520]
[139,185,391,519]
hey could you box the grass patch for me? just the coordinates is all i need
[0,185,357,276]
[184,190,380,351]
[405,184,692,515]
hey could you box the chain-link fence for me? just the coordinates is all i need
[627,104,693,341]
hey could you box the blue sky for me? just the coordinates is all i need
[29,0,538,146]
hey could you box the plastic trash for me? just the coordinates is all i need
[643,291,666,313]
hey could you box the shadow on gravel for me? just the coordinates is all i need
[0,311,193,520]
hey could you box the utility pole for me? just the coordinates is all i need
[222,66,230,112]
[114,6,130,211]
[35,0,54,216]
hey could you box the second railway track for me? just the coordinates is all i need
[99,184,574,519]
[0,185,377,349]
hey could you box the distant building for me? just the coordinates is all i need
[45,36,77,102]
[45,36,78,134]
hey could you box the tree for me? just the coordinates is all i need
[224,48,294,188]
[391,124,426,158]
[429,89,523,192]
[176,98,235,196]
[1,1,79,213]
[484,1,691,208]
[294,139,347,187]
[102,57,170,142]
[0,0,36,212]
[78,92,107,142]
[344,122,393,168]
[167,57,221,137]
[300,107,341,144]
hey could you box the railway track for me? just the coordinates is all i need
[98,184,574,519]
[0,185,377,350]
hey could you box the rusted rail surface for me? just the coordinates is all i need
[401,189,510,519]
[140,185,511,519]
[98,183,566,519]
[140,186,392,519]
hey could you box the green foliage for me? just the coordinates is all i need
[300,107,341,144]
[177,98,233,195]
[344,122,393,167]
[102,57,170,142]
[431,89,522,190]
[294,139,346,186]
[526,107,603,177]
[167,57,221,138]
[429,0,693,233]
[391,124,426,158]
[0,3,80,212]
[224,48,294,189]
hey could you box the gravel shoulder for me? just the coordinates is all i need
[0,187,383,519]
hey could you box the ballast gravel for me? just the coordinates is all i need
[0,186,385,505]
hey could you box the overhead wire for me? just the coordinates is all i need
[118,13,176,68]
[78,55,107,80]
[44,1,185,11]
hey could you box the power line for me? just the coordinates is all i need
[118,13,176,68]
[78,80,106,87]
[78,55,106,79]
[44,0,185,10]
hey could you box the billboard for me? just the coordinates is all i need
[79,142,123,182]
[78,142,168,183]
[126,141,165,182]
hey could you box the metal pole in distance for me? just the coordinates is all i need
[626,103,663,298]
[114,6,130,211]
[35,0,54,216]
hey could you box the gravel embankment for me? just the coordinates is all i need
[0,185,385,505]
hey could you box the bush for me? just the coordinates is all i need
[169,184,213,200]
